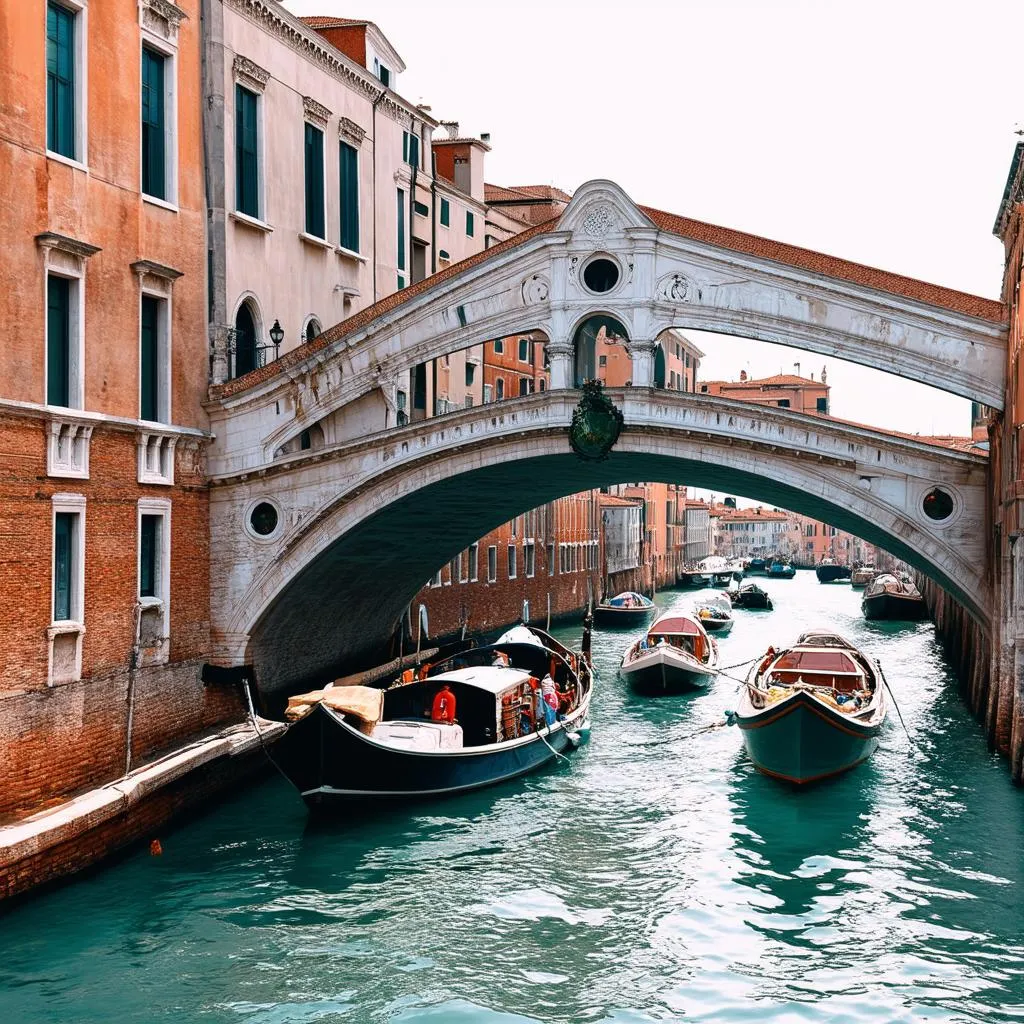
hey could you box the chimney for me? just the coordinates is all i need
[439,120,459,139]
[739,370,747,382]
[480,132,491,143]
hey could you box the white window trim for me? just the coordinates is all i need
[338,135,361,255]
[231,71,267,222]
[302,116,329,243]
[44,266,86,411]
[139,30,179,206]
[468,542,479,583]
[46,0,89,170]
[507,544,517,580]
[487,544,497,584]
[138,498,171,663]
[524,540,536,579]
[139,284,172,424]
[50,494,85,686]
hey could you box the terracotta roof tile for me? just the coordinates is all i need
[599,495,643,507]
[484,183,537,203]
[300,16,368,28]
[639,205,1005,323]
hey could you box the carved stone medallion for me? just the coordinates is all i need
[582,205,614,239]
[521,274,550,305]
[657,272,693,303]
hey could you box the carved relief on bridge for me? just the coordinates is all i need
[521,274,550,306]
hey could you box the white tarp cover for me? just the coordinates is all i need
[286,685,383,723]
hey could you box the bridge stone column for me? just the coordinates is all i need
[547,341,574,390]
[629,339,657,387]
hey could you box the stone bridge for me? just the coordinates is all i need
[208,389,989,694]
[205,178,1004,693]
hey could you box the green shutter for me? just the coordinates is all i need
[46,3,75,158]
[140,516,157,598]
[466,210,474,237]
[235,85,259,217]
[47,275,70,407]
[339,141,359,252]
[141,48,166,199]
[54,512,73,620]
[397,188,405,271]
[304,123,325,237]
[140,295,159,420]
[440,198,450,227]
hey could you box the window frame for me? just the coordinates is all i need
[524,540,536,579]
[487,544,497,584]
[303,120,326,239]
[468,542,479,582]
[140,33,178,207]
[397,187,406,274]
[234,83,262,219]
[45,0,88,169]
[507,544,517,580]
[51,493,85,626]
[45,270,84,410]
[137,497,171,649]
[440,197,450,227]
[466,210,475,237]
[339,139,360,253]
[139,289,171,423]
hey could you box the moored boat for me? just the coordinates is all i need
[815,558,852,584]
[593,591,655,627]
[694,594,735,634]
[270,623,592,809]
[850,565,876,589]
[734,630,888,783]
[620,612,718,693]
[679,567,710,588]
[747,558,768,575]
[767,559,796,579]
[729,582,773,610]
[861,573,927,621]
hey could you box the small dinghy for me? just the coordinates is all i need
[862,573,927,621]
[730,582,773,610]
[593,591,655,627]
[620,612,718,694]
[694,594,735,634]
[734,630,888,784]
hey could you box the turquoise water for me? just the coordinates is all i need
[3,571,1023,1023]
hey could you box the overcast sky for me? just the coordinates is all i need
[282,0,1018,435]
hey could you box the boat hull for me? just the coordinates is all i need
[862,592,927,621]
[593,604,655,628]
[700,617,733,634]
[736,691,881,784]
[767,567,796,579]
[816,565,852,583]
[620,648,715,694]
[272,696,591,809]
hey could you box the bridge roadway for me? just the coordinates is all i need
[208,388,989,695]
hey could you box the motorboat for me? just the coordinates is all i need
[729,582,773,610]
[270,623,592,809]
[679,567,710,588]
[593,591,655,627]
[862,573,927,621]
[694,594,735,634]
[815,558,852,584]
[850,565,876,589]
[747,558,767,575]
[620,612,718,693]
[767,559,796,579]
[734,630,888,784]
[699,556,736,588]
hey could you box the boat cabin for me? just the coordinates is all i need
[766,648,866,694]
[645,615,710,661]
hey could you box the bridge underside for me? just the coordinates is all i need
[245,448,985,696]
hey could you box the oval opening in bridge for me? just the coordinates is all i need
[250,501,279,536]
[582,257,619,294]
[922,488,954,521]
[574,314,629,386]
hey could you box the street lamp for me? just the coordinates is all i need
[269,319,284,352]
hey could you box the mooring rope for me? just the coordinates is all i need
[881,675,926,757]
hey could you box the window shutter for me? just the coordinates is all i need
[54,512,72,620]
[46,3,76,158]
[339,142,359,252]
[304,123,325,237]
[47,276,70,407]
[235,86,259,217]
[140,295,159,420]
[141,49,165,198]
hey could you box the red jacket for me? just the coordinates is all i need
[431,688,456,724]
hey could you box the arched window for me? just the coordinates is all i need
[572,315,628,387]
[653,344,667,389]
[234,301,258,378]
[304,317,322,343]
[496,378,505,400]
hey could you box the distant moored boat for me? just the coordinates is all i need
[593,591,655,627]
[862,573,927,621]
[815,558,852,584]
[620,612,718,694]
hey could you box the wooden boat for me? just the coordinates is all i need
[620,612,718,693]
[593,591,655,627]
[747,558,767,575]
[734,630,888,784]
[850,565,876,589]
[694,595,735,634]
[862,573,927,621]
[679,568,710,588]
[730,582,773,610]
[270,624,592,809]
[815,558,852,584]
[767,559,796,579]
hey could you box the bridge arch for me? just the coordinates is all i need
[207,390,988,695]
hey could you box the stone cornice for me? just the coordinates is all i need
[338,116,366,146]
[139,0,187,43]
[233,54,269,93]
[302,96,332,128]
[130,259,184,281]
[35,232,101,260]
[223,0,424,130]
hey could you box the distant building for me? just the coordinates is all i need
[684,500,712,563]
[700,370,830,414]
[713,507,796,560]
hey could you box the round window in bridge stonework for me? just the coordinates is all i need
[582,257,620,293]
[250,501,279,536]
[922,488,955,522]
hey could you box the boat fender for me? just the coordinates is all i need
[724,710,737,727]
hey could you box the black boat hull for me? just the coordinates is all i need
[862,592,928,621]
[593,604,655,628]
[816,565,852,583]
[272,698,590,809]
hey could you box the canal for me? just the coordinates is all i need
[3,571,1023,1023]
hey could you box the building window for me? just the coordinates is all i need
[374,59,390,87]
[396,389,407,426]
[47,274,74,407]
[450,554,461,585]
[139,514,160,597]
[525,541,536,578]
[599,355,607,367]
[487,545,497,583]
[458,551,469,583]
[493,339,504,354]
[141,47,169,199]
[469,543,479,582]
[397,188,406,274]
[518,338,530,362]
[140,294,168,422]
[507,545,517,579]
[548,542,555,575]
[539,379,545,392]
[304,122,325,238]
[816,396,828,413]
[53,510,77,621]
[496,378,504,400]
[440,197,450,226]
[430,569,442,587]
[235,84,260,217]
[46,2,78,160]
[519,377,530,397]
[402,131,420,169]
[465,363,476,387]
[466,211,475,237]
[483,384,492,403]
[777,399,790,408]
[339,141,359,252]
[138,499,171,661]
